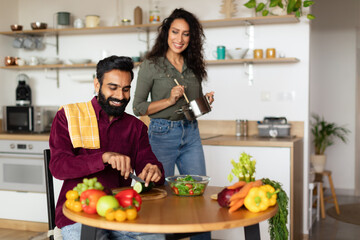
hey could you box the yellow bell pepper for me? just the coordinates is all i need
[244,187,270,213]
[260,184,279,206]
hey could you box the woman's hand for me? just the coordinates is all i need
[168,85,185,105]
[205,91,215,105]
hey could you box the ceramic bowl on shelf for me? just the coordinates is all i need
[69,58,92,64]
[226,48,249,59]
[43,57,62,65]
[11,24,23,31]
[165,175,210,196]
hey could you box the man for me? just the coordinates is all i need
[49,56,165,240]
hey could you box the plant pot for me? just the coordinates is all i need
[310,154,326,173]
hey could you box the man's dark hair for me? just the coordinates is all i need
[96,56,134,85]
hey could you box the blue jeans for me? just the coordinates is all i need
[148,119,211,240]
[61,223,165,240]
[148,118,206,177]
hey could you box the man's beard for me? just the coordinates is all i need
[98,89,130,117]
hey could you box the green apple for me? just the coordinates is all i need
[96,195,120,217]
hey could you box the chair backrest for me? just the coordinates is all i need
[44,149,55,239]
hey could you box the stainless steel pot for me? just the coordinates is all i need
[180,95,211,121]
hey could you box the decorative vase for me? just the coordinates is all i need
[134,6,143,25]
[310,154,326,173]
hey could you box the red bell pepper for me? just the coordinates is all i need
[80,189,106,214]
[115,189,142,211]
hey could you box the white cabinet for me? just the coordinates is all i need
[0,177,63,223]
[204,145,291,240]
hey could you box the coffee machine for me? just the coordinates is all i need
[16,74,31,106]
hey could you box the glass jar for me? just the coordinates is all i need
[236,119,241,137]
[149,2,160,23]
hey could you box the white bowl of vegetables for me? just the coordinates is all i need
[166,175,210,196]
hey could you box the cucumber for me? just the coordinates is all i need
[133,181,155,193]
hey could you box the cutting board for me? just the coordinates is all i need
[112,187,167,200]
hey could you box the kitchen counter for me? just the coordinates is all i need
[0,132,302,147]
[0,133,50,141]
[201,134,302,147]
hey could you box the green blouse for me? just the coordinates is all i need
[133,57,203,121]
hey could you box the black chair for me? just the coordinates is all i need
[43,149,55,240]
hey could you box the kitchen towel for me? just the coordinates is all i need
[62,101,100,149]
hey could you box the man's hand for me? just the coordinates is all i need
[102,152,132,179]
[138,163,162,186]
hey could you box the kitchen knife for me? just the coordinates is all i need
[129,172,145,183]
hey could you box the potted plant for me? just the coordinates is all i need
[243,0,315,19]
[310,114,350,172]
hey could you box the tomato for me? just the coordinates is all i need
[66,190,79,200]
[65,199,74,209]
[172,187,179,195]
[105,208,116,221]
[72,201,83,212]
[125,207,138,221]
[185,184,193,189]
[115,209,127,222]
[189,190,194,195]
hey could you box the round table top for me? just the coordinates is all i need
[63,186,278,233]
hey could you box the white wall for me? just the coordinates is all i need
[0,0,19,115]
[310,0,358,195]
[0,0,312,235]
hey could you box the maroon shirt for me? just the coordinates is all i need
[49,97,164,228]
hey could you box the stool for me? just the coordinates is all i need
[308,182,320,231]
[317,170,340,219]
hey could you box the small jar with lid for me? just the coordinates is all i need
[121,19,131,26]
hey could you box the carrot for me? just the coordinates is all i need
[229,182,254,202]
[228,198,245,213]
[229,179,263,202]
[229,197,243,207]
[252,179,263,188]
[227,181,246,190]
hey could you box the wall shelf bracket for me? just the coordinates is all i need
[244,63,254,86]
[136,28,150,51]
[44,68,60,88]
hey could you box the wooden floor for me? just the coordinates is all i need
[1,194,359,240]
[0,228,45,240]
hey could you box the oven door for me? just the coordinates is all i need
[0,153,45,193]
[3,106,33,132]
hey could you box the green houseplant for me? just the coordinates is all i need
[310,114,350,172]
[244,0,315,19]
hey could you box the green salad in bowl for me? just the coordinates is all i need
[165,175,210,196]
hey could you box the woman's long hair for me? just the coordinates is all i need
[146,8,207,82]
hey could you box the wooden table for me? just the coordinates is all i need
[63,186,278,240]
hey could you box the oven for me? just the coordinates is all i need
[0,140,49,193]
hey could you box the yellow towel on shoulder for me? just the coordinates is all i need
[62,101,100,149]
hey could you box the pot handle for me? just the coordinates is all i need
[204,95,211,104]
[175,108,184,114]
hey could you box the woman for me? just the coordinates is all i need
[133,8,214,179]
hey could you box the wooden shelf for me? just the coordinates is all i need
[0,63,97,69]
[0,59,298,70]
[0,15,299,36]
[206,57,300,65]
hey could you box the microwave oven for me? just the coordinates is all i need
[2,106,58,133]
